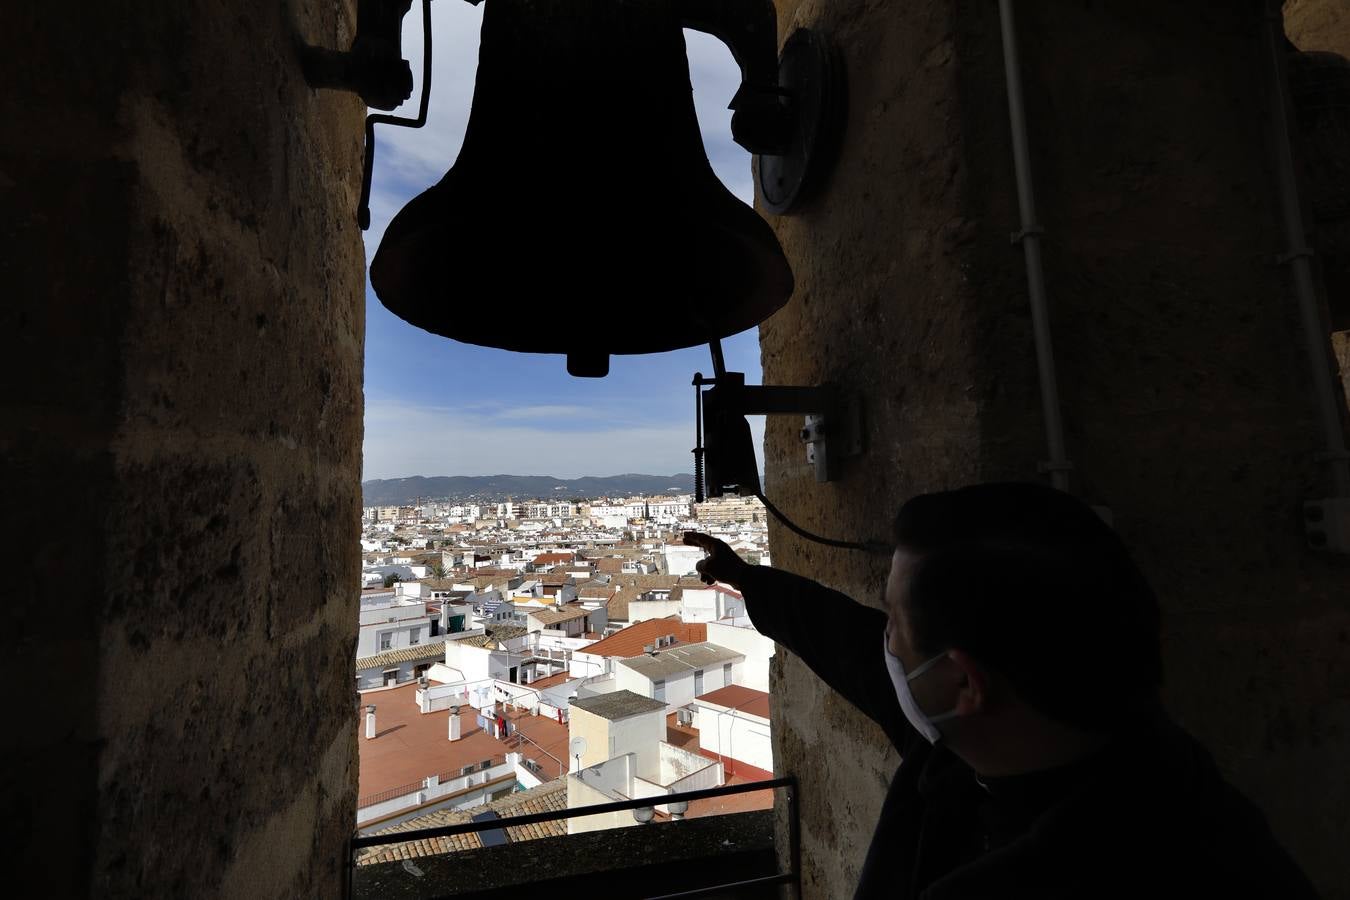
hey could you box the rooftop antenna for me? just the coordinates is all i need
[569,735,587,773]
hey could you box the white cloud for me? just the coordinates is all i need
[489,404,595,420]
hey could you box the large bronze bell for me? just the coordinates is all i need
[369,0,795,377]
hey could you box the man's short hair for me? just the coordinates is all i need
[893,482,1161,733]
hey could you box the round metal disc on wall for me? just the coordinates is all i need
[755,28,846,215]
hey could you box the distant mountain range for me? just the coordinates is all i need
[361,474,697,506]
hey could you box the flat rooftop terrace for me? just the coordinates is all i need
[358,683,570,801]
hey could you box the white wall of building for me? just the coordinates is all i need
[442,640,492,684]
[536,633,597,654]
[569,706,611,770]
[362,563,430,583]
[574,674,617,698]
[615,660,663,702]
[607,709,665,773]
[357,597,436,657]
[678,587,746,624]
[657,741,719,785]
[694,701,773,775]
[493,679,548,714]
[647,497,693,523]
[662,543,704,577]
[566,756,638,835]
[636,743,724,812]
[569,704,665,775]
[704,620,775,693]
[616,658,734,707]
[356,757,519,828]
[568,744,721,830]
[359,623,439,659]
[569,649,611,678]
[355,657,445,691]
[626,598,681,624]
[414,684,470,713]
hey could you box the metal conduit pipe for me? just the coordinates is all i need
[1262,3,1350,498]
[997,0,1073,492]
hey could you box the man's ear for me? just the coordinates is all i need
[947,648,991,716]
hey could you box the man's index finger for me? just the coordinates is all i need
[683,531,713,550]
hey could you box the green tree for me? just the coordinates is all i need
[383,573,402,589]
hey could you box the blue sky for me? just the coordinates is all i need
[361,4,766,480]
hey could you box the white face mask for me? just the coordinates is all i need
[883,632,960,744]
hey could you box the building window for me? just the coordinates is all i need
[695,669,704,695]
[723,662,731,684]
[379,632,392,651]
[410,628,420,646]
[653,679,666,702]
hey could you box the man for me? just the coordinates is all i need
[685,482,1316,899]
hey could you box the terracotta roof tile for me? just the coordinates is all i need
[355,779,569,865]
[527,605,591,626]
[578,617,706,658]
[455,625,528,649]
[693,684,771,719]
[597,574,691,621]
[356,642,447,671]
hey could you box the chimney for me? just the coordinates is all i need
[448,705,462,741]
[364,705,377,740]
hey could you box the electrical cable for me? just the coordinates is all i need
[752,490,891,555]
[700,340,889,554]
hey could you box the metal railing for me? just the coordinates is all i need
[504,729,564,777]
[348,776,799,900]
[356,754,508,810]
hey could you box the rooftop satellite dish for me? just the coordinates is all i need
[569,736,587,758]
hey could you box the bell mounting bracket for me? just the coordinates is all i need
[754,27,846,215]
[681,0,790,155]
[692,341,862,501]
[681,3,845,212]
[299,0,436,228]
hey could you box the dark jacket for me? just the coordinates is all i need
[737,565,1319,899]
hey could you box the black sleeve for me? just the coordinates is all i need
[736,565,917,750]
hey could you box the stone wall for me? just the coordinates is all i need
[1,1,365,896]
[758,1,1348,897]
[1284,0,1350,393]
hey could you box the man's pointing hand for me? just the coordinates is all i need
[683,531,750,589]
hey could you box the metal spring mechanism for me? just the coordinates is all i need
[692,370,706,504]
